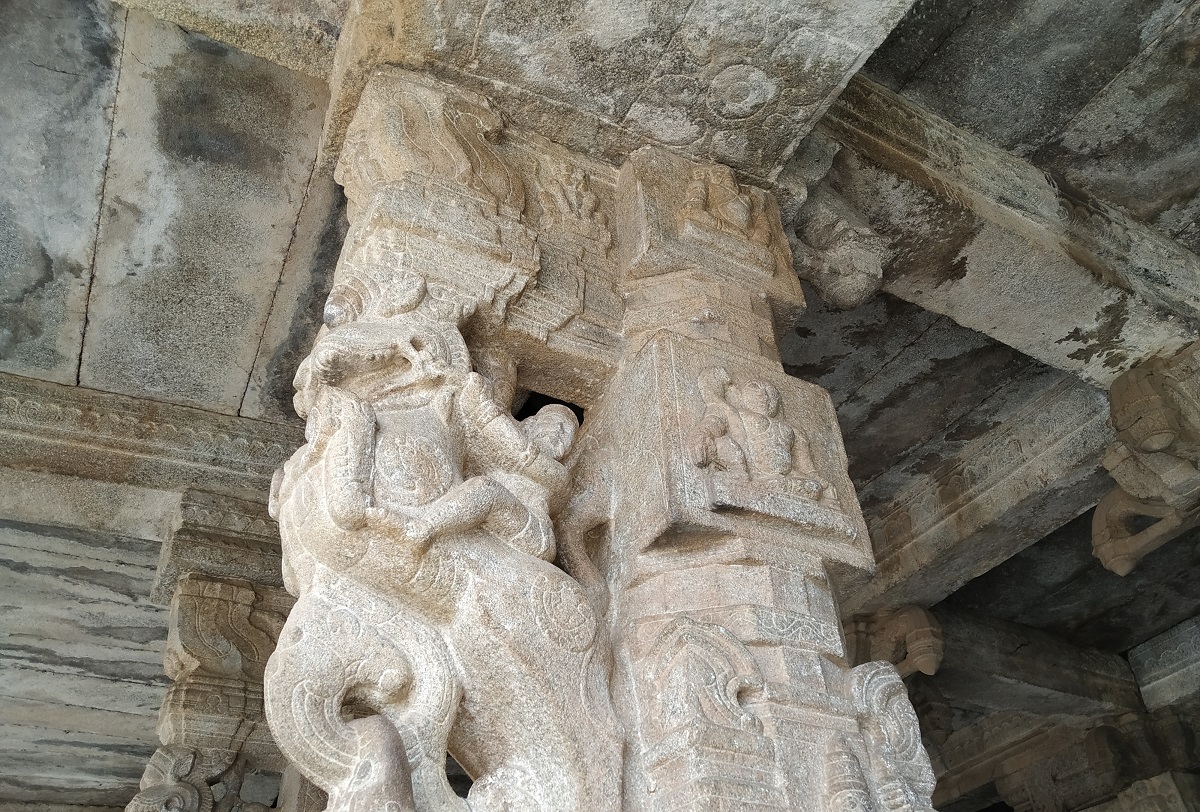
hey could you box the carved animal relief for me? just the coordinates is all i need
[260,66,937,812]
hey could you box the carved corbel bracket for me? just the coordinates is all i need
[126,742,282,812]
[777,133,888,311]
[159,574,294,775]
[845,605,944,678]
[130,574,320,812]
[1093,343,1200,574]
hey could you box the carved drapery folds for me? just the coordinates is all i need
[262,65,936,812]
[1093,342,1200,575]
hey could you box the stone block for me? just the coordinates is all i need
[0,0,123,383]
[1130,615,1200,711]
[80,12,327,413]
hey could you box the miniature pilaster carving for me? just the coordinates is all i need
[153,491,285,605]
[129,574,317,812]
[1093,342,1200,574]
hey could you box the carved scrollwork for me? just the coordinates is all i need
[642,617,788,811]
[850,662,938,812]
[126,744,278,812]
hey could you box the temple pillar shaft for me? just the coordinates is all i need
[260,64,937,812]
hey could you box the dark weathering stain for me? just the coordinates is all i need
[842,342,1030,488]
[154,30,294,179]
[1055,296,1130,370]
[885,193,981,291]
[0,555,148,604]
[260,185,349,420]
[0,642,169,683]
[0,203,84,359]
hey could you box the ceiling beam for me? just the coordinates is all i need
[818,75,1200,388]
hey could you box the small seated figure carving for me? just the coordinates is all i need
[688,366,833,504]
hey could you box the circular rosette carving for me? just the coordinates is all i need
[708,65,779,120]
[529,572,597,652]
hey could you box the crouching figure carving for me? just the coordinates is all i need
[263,275,623,812]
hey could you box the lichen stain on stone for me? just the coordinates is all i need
[1029,19,1200,226]
[153,32,293,182]
[1056,296,1130,369]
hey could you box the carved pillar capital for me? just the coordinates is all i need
[1093,341,1200,574]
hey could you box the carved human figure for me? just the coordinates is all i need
[264,278,622,812]
[688,366,833,502]
[681,166,772,247]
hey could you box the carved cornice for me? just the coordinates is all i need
[152,490,285,604]
[0,372,302,498]
[820,75,1200,328]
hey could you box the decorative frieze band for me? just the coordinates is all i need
[0,373,302,498]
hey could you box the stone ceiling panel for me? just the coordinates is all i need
[942,510,1200,653]
[863,0,1187,157]
[1030,0,1200,253]
[79,11,328,414]
[324,0,916,180]
[0,0,123,385]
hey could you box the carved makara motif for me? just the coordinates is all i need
[1093,345,1200,574]
[127,744,278,812]
[264,269,623,811]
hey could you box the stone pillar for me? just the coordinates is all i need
[557,146,935,812]
[261,65,936,812]
[130,493,324,812]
